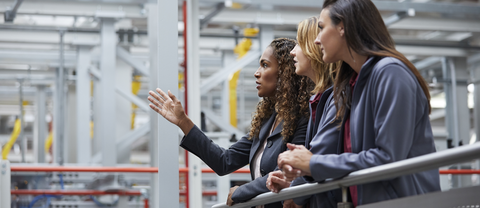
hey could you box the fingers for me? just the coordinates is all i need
[226,186,239,206]
[282,165,301,181]
[147,94,163,109]
[156,88,170,102]
[168,90,179,103]
[268,176,291,193]
[149,103,162,115]
[286,143,304,150]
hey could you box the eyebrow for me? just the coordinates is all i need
[260,59,271,64]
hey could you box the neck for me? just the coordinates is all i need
[343,51,368,74]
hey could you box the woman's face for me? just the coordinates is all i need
[254,46,279,98]
[290,43,314,80]
[315,8,346,63]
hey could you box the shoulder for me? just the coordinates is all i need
[370,57,417,85]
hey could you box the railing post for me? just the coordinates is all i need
[337,187,353,208]
[1,160,11,208]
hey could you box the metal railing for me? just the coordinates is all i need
[212,142,480,208]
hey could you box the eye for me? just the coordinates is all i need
[262,63,268,68]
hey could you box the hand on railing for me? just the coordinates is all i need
[277,144,312,176]
[283,199,302,208]
[226,186,239,206]
[266,170,291,193]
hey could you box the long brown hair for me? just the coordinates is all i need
[297,16,341,94]
[322,0,431,122]
[248,38,314,141]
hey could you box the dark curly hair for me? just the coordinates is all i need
[248,38,314,142]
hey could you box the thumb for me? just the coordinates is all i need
[286,143,300,150]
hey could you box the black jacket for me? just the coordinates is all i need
[180,112,308,208]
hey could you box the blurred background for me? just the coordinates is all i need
[0,0,479,207]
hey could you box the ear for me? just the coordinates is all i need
[337,21,345,37]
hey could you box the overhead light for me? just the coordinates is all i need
[468,83,474,93]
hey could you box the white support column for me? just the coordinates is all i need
[216,137,231,203]
[157,0,179,207]
[472,63,480,144]
[147,3,159,208]
[115,60,133,164]
[54,30,66,165]
[222,52,235,123]
[0,160,11,208]
[35,85,47,163]
[99,18,117,166]
[443,57,471,188]
[76,46,92,164]
[259,25,274,52]
[450,57,471,147]
[186,0,203,207]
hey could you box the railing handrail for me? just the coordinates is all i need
[212,142,480,208]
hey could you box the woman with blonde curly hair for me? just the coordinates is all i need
[266,16,342,208]
[148,38,313,208]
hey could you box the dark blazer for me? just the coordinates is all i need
[180,112,308,208]
[291,87,342,208]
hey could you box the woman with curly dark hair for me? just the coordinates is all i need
[148,38,313,208]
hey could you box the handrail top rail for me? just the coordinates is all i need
[213,142,480,208]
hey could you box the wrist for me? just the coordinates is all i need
[178,116,194,135]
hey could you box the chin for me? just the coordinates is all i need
[295,67,306,76]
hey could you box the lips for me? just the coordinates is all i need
[256,81,261,89]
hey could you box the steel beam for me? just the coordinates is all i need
[200,3,225,29]
[186,0,203,207]
[0,160,11,208]
[384,11,408,27]
[389,17,480,33]
[115,87,149,112]
[3,0,24,22]
[116,46,150,76]
[76,45,92,164]
[414,56,442,71]
[147,3,159,208]
[200,0,480,17]
[99,18,117,166]
[202,108,244,139]
[200,50,261,94]
[18,78,26,163]
[156,0,179,207]
[90,123,150,163]
[54,30,66,165]
[396,45,469,57]
[473,64,480,145]
[35,85,47,163]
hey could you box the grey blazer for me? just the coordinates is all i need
[180,112,307,208]
[308,57,441,205]
[291,87,342,208]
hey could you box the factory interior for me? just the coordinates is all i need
[0,0,480,207]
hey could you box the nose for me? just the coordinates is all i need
[314,33,321,45]
[254,68,261,78]
[290,45,297,57]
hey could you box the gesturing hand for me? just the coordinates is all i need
[148,88,194,134]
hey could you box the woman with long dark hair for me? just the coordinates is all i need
[148,38,313,207]
[276,0,440,206]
